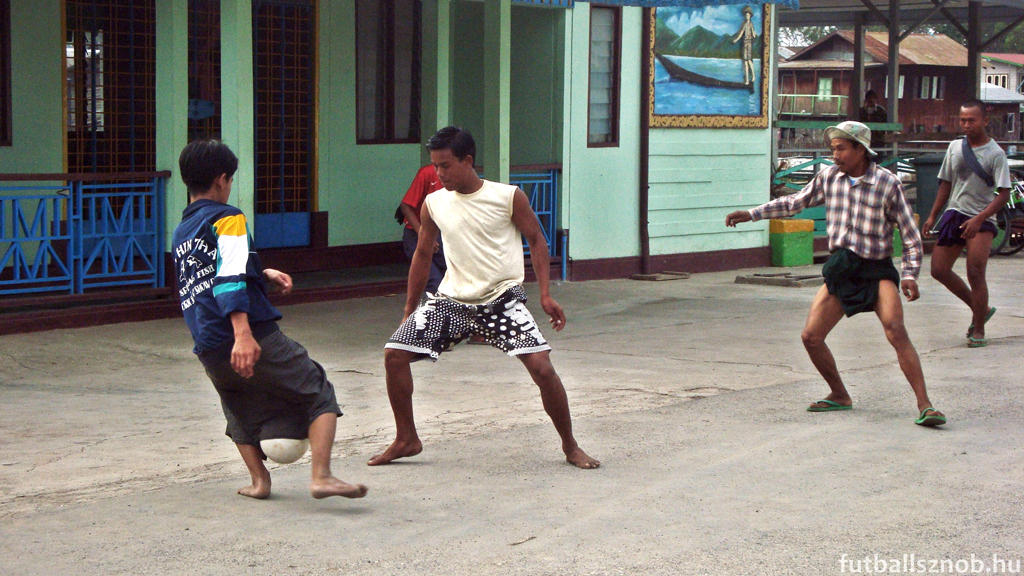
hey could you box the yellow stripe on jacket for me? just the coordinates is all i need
[213,214,250,278]
[213,214,247,237]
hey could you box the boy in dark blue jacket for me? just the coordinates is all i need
[172,139,367,500]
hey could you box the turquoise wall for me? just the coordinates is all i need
[510,6,564,166]
[156,0,191,246]
[563,6,642,261]
[646,6,776,257]
[564,5,774,263]
[0,0,773,261]
[318,0,422,247]
[449,1,563,168]
[0,0,63,174]
[647,129,771,255]
[449,1,485,150]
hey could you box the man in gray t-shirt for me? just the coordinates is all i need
[934,136,1010,223]
[923,99,1011,348]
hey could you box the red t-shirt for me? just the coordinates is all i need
[400,165,443,230]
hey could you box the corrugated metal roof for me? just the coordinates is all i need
[778,59,885,69]
[790,31,968,66]
[980,81,1024,102]
[983,53,1024,66]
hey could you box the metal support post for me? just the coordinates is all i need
[887,0,900,157]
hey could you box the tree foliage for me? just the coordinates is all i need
[924,21,1024,53]
[779,26,837,47]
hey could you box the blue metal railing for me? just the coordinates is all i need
[0,172,168,296]
[0,189,74,294]
[509,166,560,259]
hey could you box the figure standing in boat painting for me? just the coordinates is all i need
[731,6,757,87]
[648,5,770,128]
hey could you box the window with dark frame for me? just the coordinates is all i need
[65,0,157,174]
[0,0,11,146]
[916,76,930,100]
[355,0,421,144]
[253,0,315,215]
[188,0,221,141]
[587,5,620,147]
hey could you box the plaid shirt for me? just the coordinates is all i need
[750,163,922,280]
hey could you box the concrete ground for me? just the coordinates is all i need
[1,254,1022,575]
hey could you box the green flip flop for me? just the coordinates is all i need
[807,399,852,412]
[966,307,997,338]
[967,336,988,348]
[915,407,947,427]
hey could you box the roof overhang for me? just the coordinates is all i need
[571,0,799,7]
[779,0,1024,26]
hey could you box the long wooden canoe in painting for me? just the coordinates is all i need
[654,53,753,92]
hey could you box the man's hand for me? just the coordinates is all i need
[725,210,752,227]
[901,279,920,302]
[264,268,293,295]
[959,216,984,240]
[401,305,415,325]
[541,295,566,332]
[922,215,937,238]
[231,331,261,378]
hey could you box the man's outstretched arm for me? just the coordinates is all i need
[726,175,825,227]
[511,189,566,331]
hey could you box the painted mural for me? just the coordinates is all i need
[649,5,770,128]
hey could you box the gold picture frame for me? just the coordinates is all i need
[648,5,771,128]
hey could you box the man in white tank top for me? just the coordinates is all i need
[373,127,599,470]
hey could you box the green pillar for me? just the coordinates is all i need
[421,0,452,164]
[220,0,256,226]
[483,0,511,183]
[155,0,190,242]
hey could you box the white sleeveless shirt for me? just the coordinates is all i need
[424,180,524,305]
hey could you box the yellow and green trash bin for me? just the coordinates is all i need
[769,219,815,267]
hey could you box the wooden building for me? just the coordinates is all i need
[778,31,1019,138]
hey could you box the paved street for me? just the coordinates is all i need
[2,255,1022,575]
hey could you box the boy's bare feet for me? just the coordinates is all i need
[310,476,369,499]
[565,446,600,469]
[367,439,423,466]
[238,477,271,499]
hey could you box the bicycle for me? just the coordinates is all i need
[991,180,1024,256]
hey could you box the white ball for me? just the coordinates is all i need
[260,438,309,464]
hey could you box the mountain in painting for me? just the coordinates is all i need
[655,19,762,60]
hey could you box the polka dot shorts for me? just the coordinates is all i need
[384,285,550,361]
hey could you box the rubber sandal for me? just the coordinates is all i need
[915,407,947,427]
[966,307,997,338]
[967,336,988,348]
[807,399,853,412]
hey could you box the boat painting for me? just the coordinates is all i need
[650,5,768,124]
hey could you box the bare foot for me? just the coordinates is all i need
[310,476,369,499]
[238,478,271,499]
[367,439,423,466]
[565,447,600,469]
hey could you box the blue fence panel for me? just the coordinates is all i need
[509,168,559,258]
[0,174,166,296]
[0,187,74,294]
[75,179,164,292]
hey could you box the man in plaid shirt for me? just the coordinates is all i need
[726,121,945,427]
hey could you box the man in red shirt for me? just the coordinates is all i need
[398,165,447,294]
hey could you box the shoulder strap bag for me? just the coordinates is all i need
[961,136,995,188]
